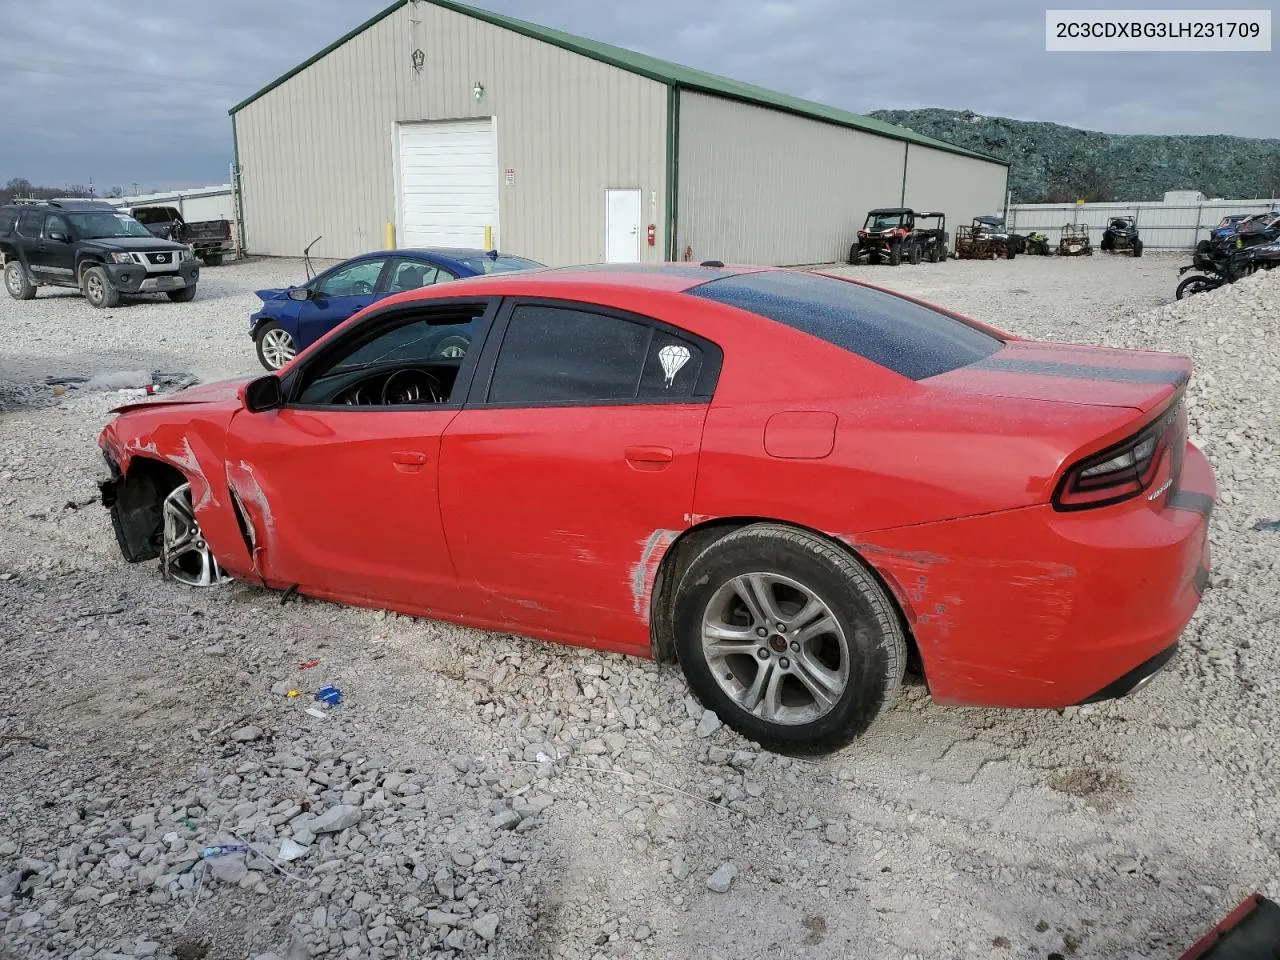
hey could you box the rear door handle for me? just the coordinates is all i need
[625,445,673,470]
[392,450,427,472]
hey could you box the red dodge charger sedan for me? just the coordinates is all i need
[98,263,1214,752]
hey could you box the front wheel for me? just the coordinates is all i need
[888,243,902,266]
[4,262,36,300]
[255,321,298,370]
[847,242,859,265]
[1176,275,1216,299]
[82,265,120,308]
[907,243,922,265]
[167,285,197,302]
[1132,240,1143,258]
[673,524,907,755]
[201,253,224,267]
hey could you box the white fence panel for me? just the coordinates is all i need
[1008,198,1280,250]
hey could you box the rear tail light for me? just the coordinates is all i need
[1054,399,1185,511]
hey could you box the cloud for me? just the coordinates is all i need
[0,0,1275,191]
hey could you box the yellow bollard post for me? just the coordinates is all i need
[385,222,395,250]
[484,225,493,252]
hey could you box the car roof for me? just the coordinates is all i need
[974,215,1004,225]
[397,261,768,295]
[868,207,911,215]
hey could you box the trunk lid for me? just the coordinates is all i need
[929,340,1190,412]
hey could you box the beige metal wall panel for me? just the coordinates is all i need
[675,91,907,266]
[902,146,1009,250]
[233,2,668,264]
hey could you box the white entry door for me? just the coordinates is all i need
[605,188,642,263]
[398,119,499,249]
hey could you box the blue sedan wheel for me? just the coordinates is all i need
[256,322,298,371]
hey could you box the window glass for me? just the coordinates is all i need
[43,214,69,238]
[315,259,385,297]
[637,330,704,399]
[0,210,17,235]
[386,260,444,293]
[455,254,543,275]
[16,210,42,238]
[687,270,1001,381]
[294,306,484,406]
[488,305,651,404]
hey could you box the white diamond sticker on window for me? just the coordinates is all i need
[658,344,691,387]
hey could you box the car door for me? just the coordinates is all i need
[13,210,47,277]
[224,297,496,614]
[293,257,390,350]
[26,213,76,281]
[438,299,722,653]
[377,258,451,303]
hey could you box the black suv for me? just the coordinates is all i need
[0,199,200,308]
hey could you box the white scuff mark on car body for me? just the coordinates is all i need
[629,529,681,620]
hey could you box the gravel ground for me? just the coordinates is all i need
[1,254,1277,960]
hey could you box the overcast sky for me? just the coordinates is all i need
[1,0,1275,191]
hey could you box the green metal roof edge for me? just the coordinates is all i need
[229,0,1008,167]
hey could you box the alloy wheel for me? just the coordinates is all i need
[161,483,227,587]
[700,572,850,725]
[261,328,297,369]
[5,266,22,295]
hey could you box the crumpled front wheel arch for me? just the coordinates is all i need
[102,457,188,563]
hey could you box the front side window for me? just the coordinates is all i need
[687,270,1001,381]
[386,260,446,293]
[43,214,70,238]
[487,304,707,405]
[293,303,486,407]
[314,259,385,297]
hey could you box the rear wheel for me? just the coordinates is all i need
[1006,243,1016,260]
[4,262,35,300]
[673,524,907,755]
[907,243,922,265]
[1132,239,1144,258]
[167,285,197,302]
[255,321,298,371]
[201,253,224,267]
[82,266,119,309]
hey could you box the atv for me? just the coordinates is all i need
[849,208,928,265]
[1023,232,1052,255]
[913,212,949,262]
[954,216,1016,260]
[1058,223,1093,256]
[1101,216,1143,256]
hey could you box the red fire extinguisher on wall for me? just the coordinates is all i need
[647,224,656,247]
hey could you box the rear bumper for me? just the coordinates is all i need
[853,440,1215,709]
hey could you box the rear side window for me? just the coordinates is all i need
[687,270,1001,380]
[486,305,709,405]
[16,210,42,238]
[0,209,16,235]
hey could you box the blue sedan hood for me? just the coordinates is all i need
[255,288,290,302]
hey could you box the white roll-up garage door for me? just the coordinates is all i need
[397,119,499,249]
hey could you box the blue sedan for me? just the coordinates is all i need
[249,248,544,370]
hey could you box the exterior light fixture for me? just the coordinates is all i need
[473,81,484,101]
[411,48,425,70]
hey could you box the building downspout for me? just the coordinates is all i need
[665,85,680,262]
[230,117,247,255]
[900,143,909,207]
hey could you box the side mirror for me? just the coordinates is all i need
[288,287,311,301]
[48,231,69,243]
[244,375,283,413]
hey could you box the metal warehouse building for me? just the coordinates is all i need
[230,0,1009,266]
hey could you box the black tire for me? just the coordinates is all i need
[868,252,882,265]
[201,253,224,267]
[847,242,859,265]
[673,523,907,755]
[166,285,197,302]
[888,243,902,266]
[1101,235,1113,251]
[1176,275,1215,299]
[907,243,922,265]
[1195,239,1211,255]
[430,334,470,359]
[255,321,298,370]
[81,265,119,309]
[1132,239,1143,258]
[926,244,938,263]
[4,261,36,300]
[1005,243,1016,260]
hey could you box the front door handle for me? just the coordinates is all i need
[392,450,427,473]
[624,445,673,471]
